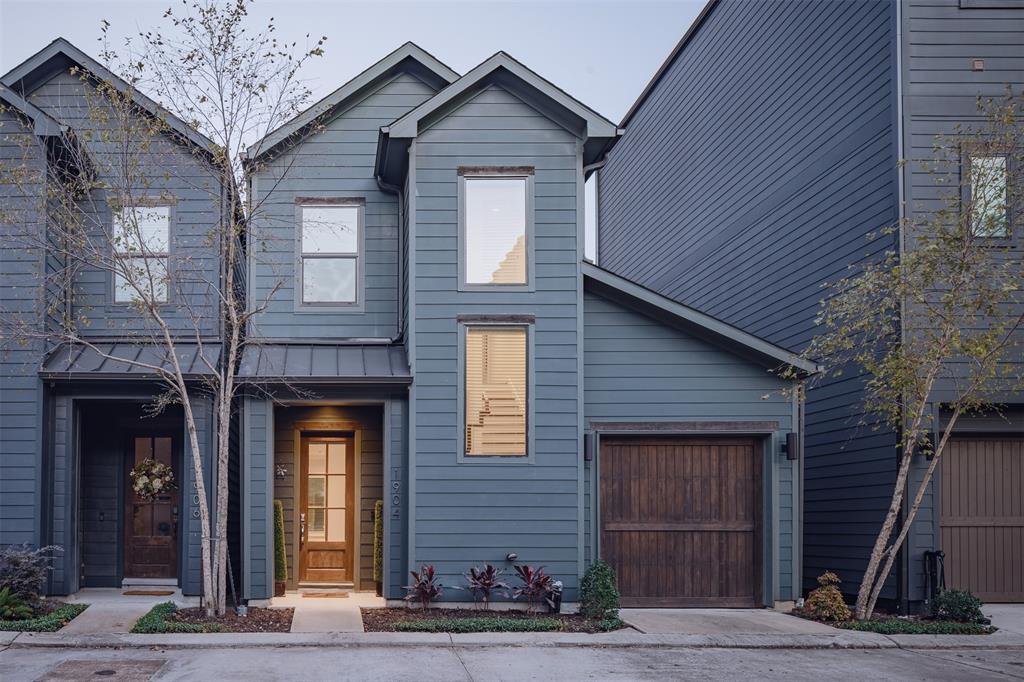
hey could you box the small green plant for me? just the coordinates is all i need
[0,587,33,621]
[804,571,852,622]
[395,617,561,633]
[840,619,995,635]
[131,602,222,633]
[0,603,87,632]
[932,589,985,624]
[404,565,443,609]
[373,500,384,586]
[579,559,620,621]
[273,500,287,584]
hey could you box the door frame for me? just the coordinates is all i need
[290,420,362,587]
[122,428,182,581]
[591,425,775,607]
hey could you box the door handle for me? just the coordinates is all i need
[299,513,306,546]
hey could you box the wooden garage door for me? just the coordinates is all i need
[941,437,1024,602]
[599,437,762,607]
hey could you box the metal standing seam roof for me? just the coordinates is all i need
[40,342,221,379]
[237,344,411,383]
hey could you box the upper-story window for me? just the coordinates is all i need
[112,205,170,303]
[299,203,362,305]
[968,155,1009,238]
[463,325,528,457]
[459,169,533,289]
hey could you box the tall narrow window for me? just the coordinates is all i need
[300,204,361,304]
[463,175,529,286]
[464,326,528,457]
[969,155,1008,237]
[113,205,170,303]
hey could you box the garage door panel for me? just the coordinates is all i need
[940,437,1024,603]
[600,436,762,608]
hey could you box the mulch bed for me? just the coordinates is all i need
[361,607,621,633]
[169,607,294,633]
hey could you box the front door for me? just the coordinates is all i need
[299,435,354,583]
[124,434,179,579]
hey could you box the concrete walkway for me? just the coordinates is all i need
[987,605,1024,636]
[620,608,837,635]
[271,591,384,633]
[57,589,197,635]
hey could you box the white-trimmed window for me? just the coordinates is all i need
[300,204,361,305]
[464,325,528,457]
[461,173,530,287]
[969,155,1009,238]
[113,205,170,303]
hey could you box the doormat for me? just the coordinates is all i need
[301,592,349,598]
[123,590,175,596]
[36,659,166,681]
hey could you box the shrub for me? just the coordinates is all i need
[804,571,851,622]
[463,564,509,608]
[0,545,61,607]
[373,500,384,585]
[579,560,620,621]
[273,500,287,584]
[395,617,561,633]
[0,603,87,632]
[131,602,222,633]
[840,619,995,635]
[404,565,442,609]
[932,589,985,624]
[512,565,553,612]
[0,587,32,620]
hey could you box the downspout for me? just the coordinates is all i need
[376,174,405,343]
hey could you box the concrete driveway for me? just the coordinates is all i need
[986,604,1024,635]
[620,608,837,634]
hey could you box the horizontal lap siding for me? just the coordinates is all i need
[0,110,45,548]
[250,73,438,339]
[26,71,221,337]
[902,0,1024,603]
[582,290,796,600]
[412,85,583,597]
[244,397,271,599]
[387,398,407,598]
[597,0,899,599]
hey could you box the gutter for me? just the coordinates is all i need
[376,172,406,344]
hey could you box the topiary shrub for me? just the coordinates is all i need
[373,500,384,586]
[579,559,620,621]
[932,589,985,623]
[804,571,851,622]
[273,500,287,590]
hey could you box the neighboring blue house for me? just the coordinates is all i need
[596,0,1024,610]
[238,43,815,607]
[0,39,231,596]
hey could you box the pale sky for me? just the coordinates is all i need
[0,0,704,258]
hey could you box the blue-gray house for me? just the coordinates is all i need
[596,0,1024,610]
[238,43,815,607]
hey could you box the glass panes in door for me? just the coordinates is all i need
[306,441,347,543]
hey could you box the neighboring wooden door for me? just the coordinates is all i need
[299,436,355,583]
[940,437,1024,602]
[124,434,179,579]
[600,437,762,607]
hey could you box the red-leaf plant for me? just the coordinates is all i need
[512,565,553,612]
[404,565,443,610]
[464,564,510,609]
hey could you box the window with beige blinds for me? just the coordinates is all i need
[465,326,527,456]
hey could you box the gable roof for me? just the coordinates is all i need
[247,42,459,163]
[376,51,622,183]
[1,37,219,157]
[619,0,719,127]
[0,83,63,136]
[582,262,818,376]
[0,82,95,181]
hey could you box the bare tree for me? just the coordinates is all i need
[788,91,1023,620]
[0,0,325,615]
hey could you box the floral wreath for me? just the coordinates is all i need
[130,458,176,502]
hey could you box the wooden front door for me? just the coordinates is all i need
[941,437,1024,602]
[124,434,179,579]
[600,436,762,607]
[299,435,355,584]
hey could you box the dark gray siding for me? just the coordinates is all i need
[409,84,584,597]
[596,0,900,599]
[0,108,46,549]
[249,72,438,340]
[242,396,271,599]
[386,396,407,599]
[582,288,798,600]
[901,0,1024,604]
[24,70,222,338]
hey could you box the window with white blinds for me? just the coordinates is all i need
[464,326,527,456]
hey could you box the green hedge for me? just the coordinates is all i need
[0,603,88,632]
[839,619,996,635]
[395,617,561,633]
[373,499,384,584]
[131,601,222,634]
[273,499,288,583]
